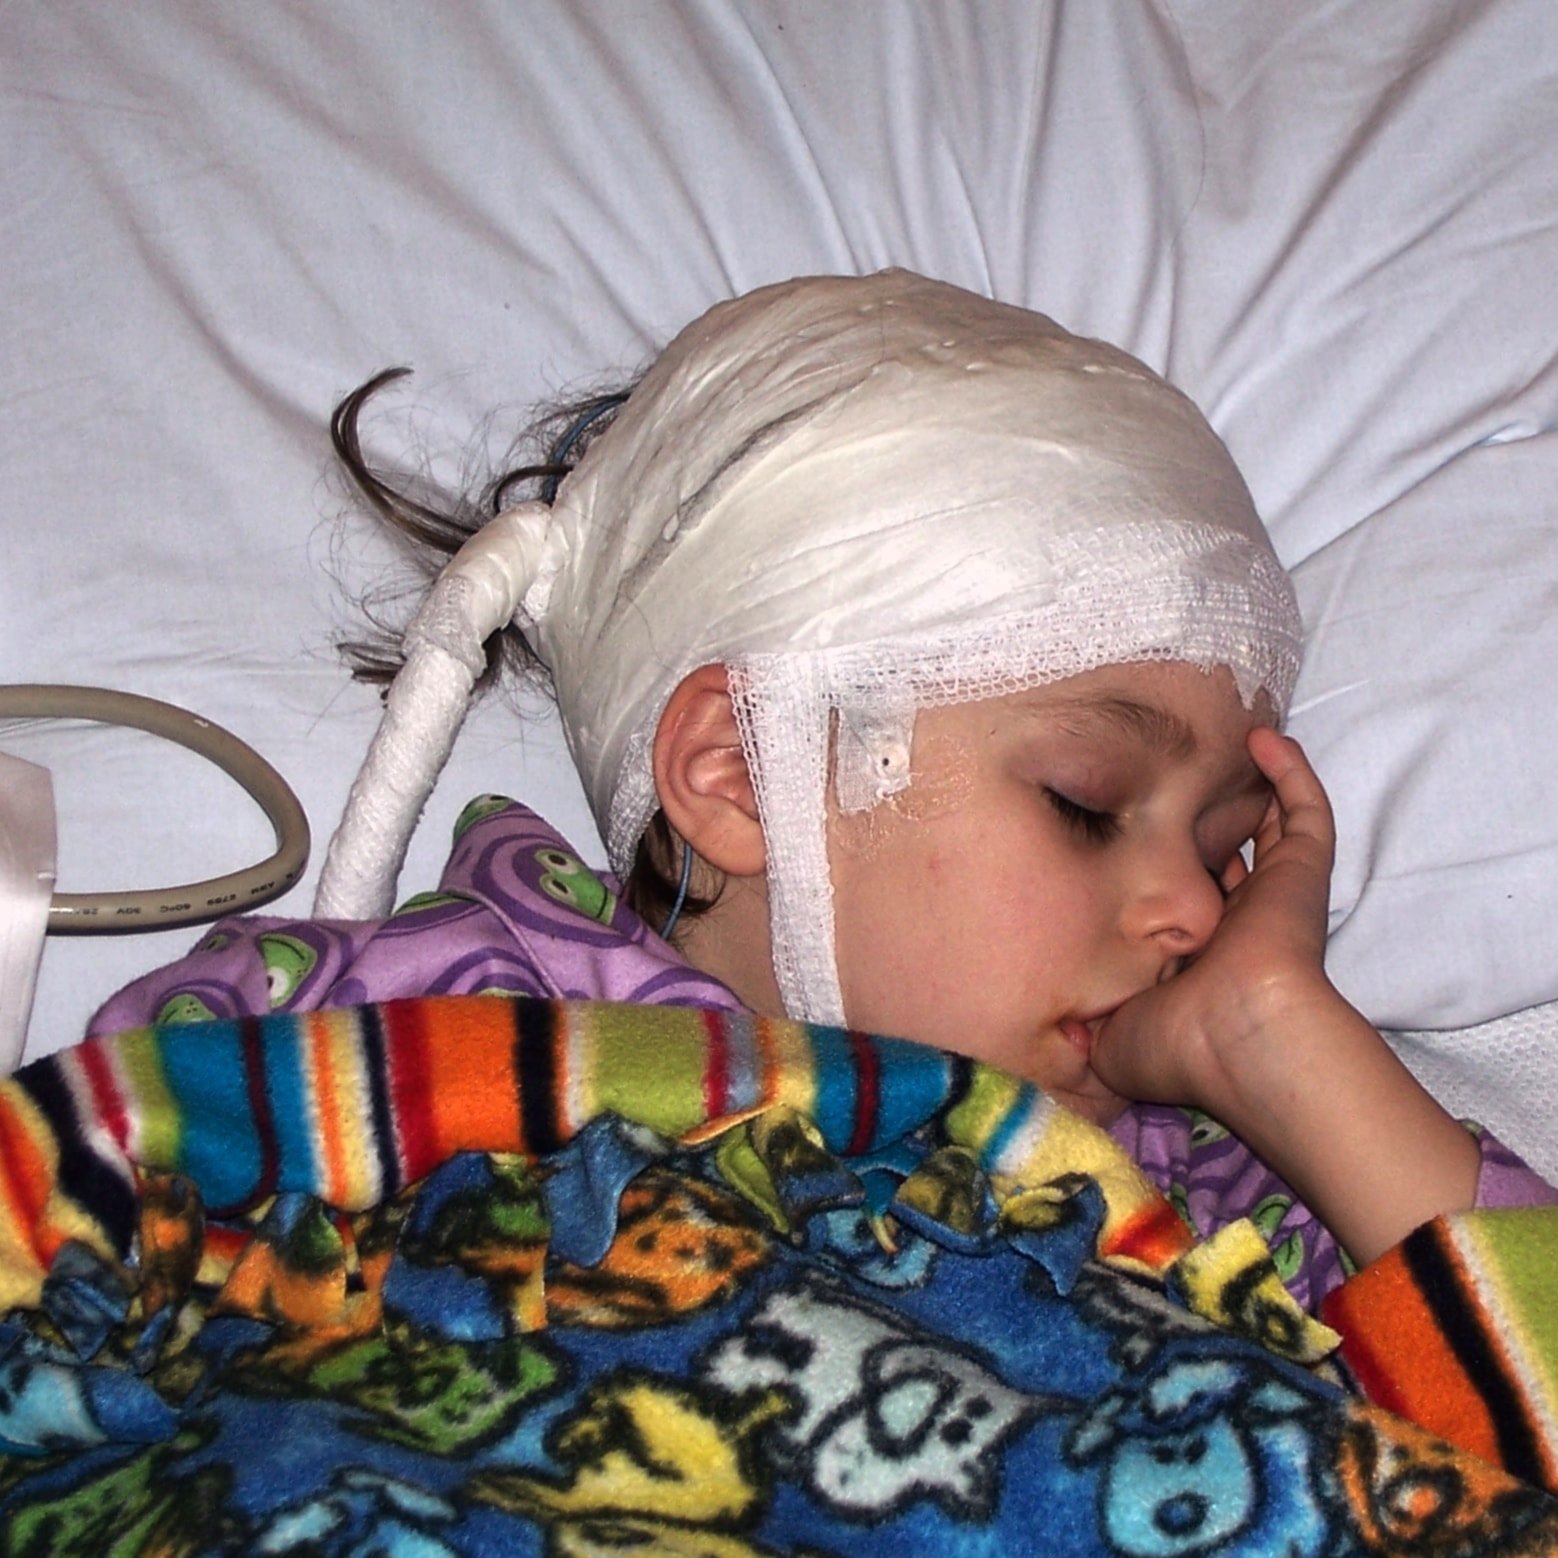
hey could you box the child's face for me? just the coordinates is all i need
[826,662,1273,1124]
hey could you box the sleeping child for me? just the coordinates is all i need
[90,268,1555,1312]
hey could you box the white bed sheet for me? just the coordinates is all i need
[4,1,1556,1170]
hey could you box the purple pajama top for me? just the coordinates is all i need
[89,797,1556,1310]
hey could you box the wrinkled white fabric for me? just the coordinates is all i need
[527,271,1301,1022]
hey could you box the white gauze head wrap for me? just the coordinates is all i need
[525,270,1301,1023]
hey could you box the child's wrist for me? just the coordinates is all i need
[1190,966,1355,1130]
[1199,977,1481,1266]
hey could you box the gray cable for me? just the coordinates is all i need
[0,685,310,933]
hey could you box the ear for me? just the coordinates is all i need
[652,664,766,878]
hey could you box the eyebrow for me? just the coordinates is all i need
[1041,695,1200,760]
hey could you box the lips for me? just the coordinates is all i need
[1059,1016,1097,1056]
[1059,1007,1119,1056]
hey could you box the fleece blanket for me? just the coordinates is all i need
[0,996,1555,1555]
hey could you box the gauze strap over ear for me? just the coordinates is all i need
[315,502,560,918]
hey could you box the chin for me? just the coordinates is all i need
[1010,1036,1129,1128]
[1067,1092,1130,1129]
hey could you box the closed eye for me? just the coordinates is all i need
[1045,789,1120,844]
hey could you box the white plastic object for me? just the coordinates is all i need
[0,753,56,1070]
[0,685,310,932]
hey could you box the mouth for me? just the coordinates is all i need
[1058,1012,1107,1057]
[1058,1000,1129,1055]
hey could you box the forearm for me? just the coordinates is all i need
[1198,978,1480,1268]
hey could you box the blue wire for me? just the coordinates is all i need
[659,841,694,940]
[541,394,629,503]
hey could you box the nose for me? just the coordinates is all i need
[1123,840,1225,969]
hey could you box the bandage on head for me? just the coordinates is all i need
[319,270,1301,1024]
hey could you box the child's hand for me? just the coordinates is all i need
[1088,727,1336,1115]
[1091,727,1479,1267]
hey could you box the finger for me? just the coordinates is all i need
[1218,850,1250,895]
[1248,791,1285,869]
[1246,728,1336,854]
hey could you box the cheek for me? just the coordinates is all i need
[831,828,941,948]
[923,839,958,887]
[828,812,973,987]
[828,783,1099,979]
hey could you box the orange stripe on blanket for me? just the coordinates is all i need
[1101,1195,1195,1272]
[1325,1242,1505,1470]
[412,997,523,1161]
[306,1012,354,1207]
[0,1082,126,1309]
[0,1086,53,1282]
